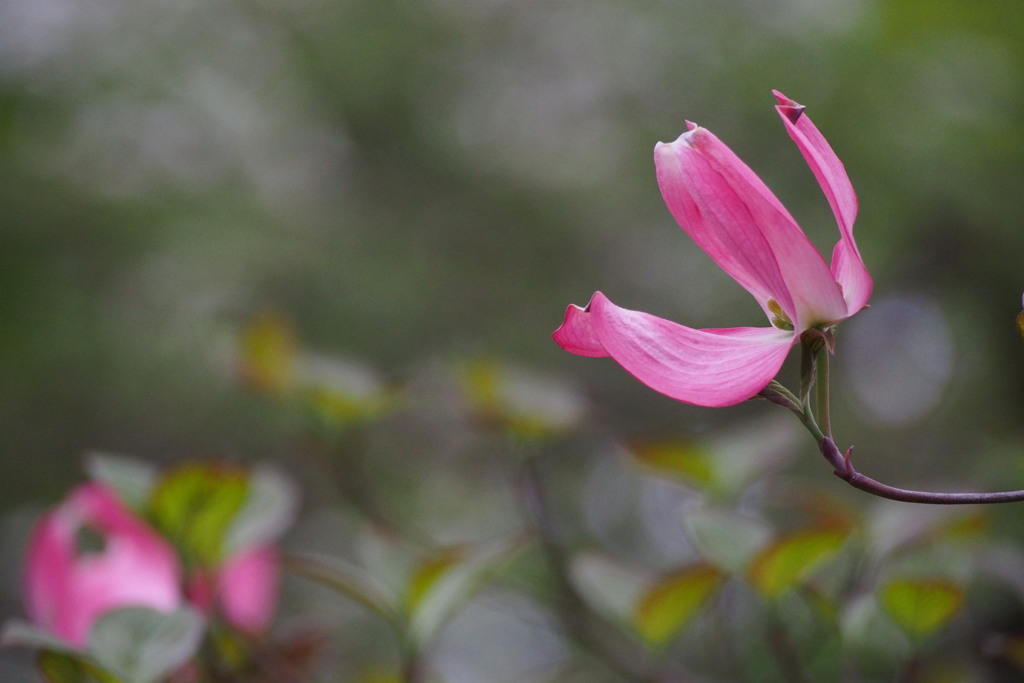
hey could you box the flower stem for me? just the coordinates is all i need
[766,336,1024,505]
[816,346,832,439]
[819,437,1024,504]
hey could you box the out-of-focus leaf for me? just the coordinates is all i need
[569,552,648,623]
[284,553,402,632]
[2,621,123,683]
[460,360,585,439]
[238,312,297,394]
[631,442,716,489]
[148,463,249,566]
[686,506,771,573]
[83,452,157,511]
[37,651,124,683]
[223,466,298,556]
[936,511,988,541]
[881,578,964,637]
[2,620,77,653]
[296,353,391,425]
[748,526,848,598]
[89,607,204,683]
[633,564,723,646]
[406,548,464,612]
[996,635,1024,672]
[407,535,526,646]
[841,594,911,675]
[631,420,798,496]
[1017,309,1024,340]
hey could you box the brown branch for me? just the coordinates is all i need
[819,437,1024,505]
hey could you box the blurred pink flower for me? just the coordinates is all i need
[217,546,280,635]
[24,483,182,646]
[186,547,280,636]
[554,91,871,407]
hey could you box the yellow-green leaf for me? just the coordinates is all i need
[148,464,249,567]
[405,547,464,612]
[238,312,297,394]
[459,360,584,439]
[38,651,124,683]
[634,564,723,646]
[748,527,848,598]
[406,536,526,645]
[881,578,964,636]
[631,442,716,488]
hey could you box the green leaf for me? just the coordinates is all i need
[633,564,723,646]
[238,312,298,394]
[223,466,298,556]
[284,553,402,632]
[295,353,391,426]
[2,620,79,654]
[568,552,648,623]
[84,453,157,512]
[38,651,125,683]
[406,536,525,646]
[460,360,585,439]
[148,463,249,566]
[748,526,848,598]
[89,607,204,683]
[2,621,123,683]
[631,421,798,496]
[881,578,964,637]
[631,442,716,488]
[686,507,771,573]
[405,548,463,612]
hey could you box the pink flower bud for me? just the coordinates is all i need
[24,483,183,646]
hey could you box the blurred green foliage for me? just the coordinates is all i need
[5,0,1024,679]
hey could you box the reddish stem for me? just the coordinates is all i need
[819,437,1024,505]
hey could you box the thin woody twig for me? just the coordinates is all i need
[819,437,1024,505]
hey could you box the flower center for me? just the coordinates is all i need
[767,298,794,331]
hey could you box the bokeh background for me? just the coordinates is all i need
[4,0,1024,679]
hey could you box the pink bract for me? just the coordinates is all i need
[216,545,280,635]
[24,483,183,646]
[554,92,871,407]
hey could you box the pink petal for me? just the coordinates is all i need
[217,546,279,635]
[559,292,796,407]
[553,301,609,357]
[774,91,872,314]
[656,126,848,329]
[24,483,182,646]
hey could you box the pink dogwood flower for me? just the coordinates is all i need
[217,545,280,635]
[186,545,280,635]
[24,483,183,646]
[554,91,871,407]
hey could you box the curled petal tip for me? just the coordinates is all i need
[772,90,805,123]
[657,122,701,150]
